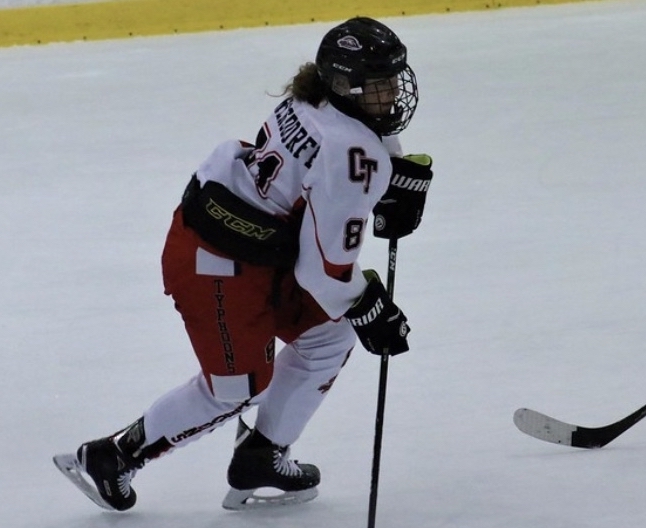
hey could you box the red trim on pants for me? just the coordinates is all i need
[161,207,330,397]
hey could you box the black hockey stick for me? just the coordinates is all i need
[367,238,398,528]
[514,404,646,448]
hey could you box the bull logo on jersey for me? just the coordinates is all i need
[318,375,338,394]
[337,35,362,51]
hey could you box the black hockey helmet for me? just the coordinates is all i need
[315,17,418,136]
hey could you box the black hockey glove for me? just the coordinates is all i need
[345,270,410,356]
[373,154,433,240]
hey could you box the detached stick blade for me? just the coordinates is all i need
[513,408,577,446]
[514,405,646,448]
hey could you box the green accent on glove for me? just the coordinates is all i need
[349,269,381,309]
[362,269,380,283]
[403,153,432,167]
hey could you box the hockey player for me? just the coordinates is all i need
[53,16,433,511]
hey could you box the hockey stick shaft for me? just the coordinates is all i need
[367,238,398,528]
[514,404,646,448]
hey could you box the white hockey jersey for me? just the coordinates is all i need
[196,97,401,319]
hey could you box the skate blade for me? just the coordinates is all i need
[52,453,117,511]
[222,486,318,510]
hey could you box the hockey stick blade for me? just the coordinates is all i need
[514,405,646,448]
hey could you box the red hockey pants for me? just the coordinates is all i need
[161,207,330,401]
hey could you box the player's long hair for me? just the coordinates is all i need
[283,62,327,107]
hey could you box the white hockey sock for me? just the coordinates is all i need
[255,320,355,446]
[142,373,256,448]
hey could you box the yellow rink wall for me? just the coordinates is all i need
[1,0,599,48]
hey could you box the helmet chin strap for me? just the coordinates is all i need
[325,91,384,137]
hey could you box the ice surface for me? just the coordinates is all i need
[2,1,646,527]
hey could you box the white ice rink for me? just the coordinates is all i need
[2,1,646,527]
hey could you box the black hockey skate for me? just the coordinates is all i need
[53,417,168,511]
[222,418,320,510]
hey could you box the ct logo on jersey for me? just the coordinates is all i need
[348,147,378,193]
[337,36,362,51]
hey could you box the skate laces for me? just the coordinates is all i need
[116,469,137,498]
[272,446,302,477]
[113,442,147,498]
